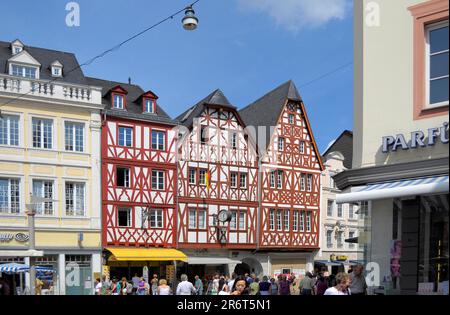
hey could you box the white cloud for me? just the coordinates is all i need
[237,0,350,32]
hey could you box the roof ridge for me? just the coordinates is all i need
[240,80,297,112]
[0,40,78,56]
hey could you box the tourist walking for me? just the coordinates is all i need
[299,272,315,295]
[157,279,172,295]
[269,278,278,295]
[314,272,329,296]
[349,265,367,295]
[278,275,290,295]
[151,274,159,295]
[249,277,260,295]
[194,275,203,295]
[324,272,351,295]
[137,277,147,295]
[132,273,140,295]
[176,274,196,295]
[218,278,230,295]
[259,276,271,295]
[231,275,249,295]
[111,278,119,295]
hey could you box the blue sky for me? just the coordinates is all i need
[1,0,353,152]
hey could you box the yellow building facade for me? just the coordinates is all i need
[0,39,103,295]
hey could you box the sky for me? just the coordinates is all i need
[1,0,353,152]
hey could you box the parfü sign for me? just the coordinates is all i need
[382,122,449,153]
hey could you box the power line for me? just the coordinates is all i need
[299,61,353,89]
[0,0,201,109]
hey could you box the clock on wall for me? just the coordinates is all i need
[218,209,232,223]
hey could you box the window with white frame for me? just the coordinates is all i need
[239,173,247,189]
[118,127,133,147]
[189,209,206,229]
[230,172,238,188]
[150,209,164,228]
[199,169,207,186]
[189,168,196,185]
[337,204,343,217]
[348,231,355,249]
[327,230,333,248]
[113,94,124,109]
[327,200,334,217]
[307,174,313,192]
[52,67,62,77]
[284,210,289,231]
[270,171,276,188]
[0,178,20,214]
[300,173,306,191]
[278,137,285,151]
[299,141,305,154]
[292,210,298,231]
[277,170,283,189]
[276,210,283,231]
[299,211,305,232]
[198,210,206,229]
[289,114,295,124]
[11,64,37,79]
[144,99,155,113]
[239,211,246,230]
[151,130,165,150]
[118,207,132,227]
[306,212,312,232]
[0,114,19,146]
[230,211,237,230]
[349,205,354,219]
[231,132,238,149]
[427,21,449,107]
[32,180,54,215]
[337,231,343,248]
[151,170,165,190]
[269,209,275,231]
[117,167,130,188]
[65,182,85,216]
[65,122,84,152]
[32,118,53,149]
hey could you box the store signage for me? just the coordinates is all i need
[382,122,449,153]
[0,232,29,243]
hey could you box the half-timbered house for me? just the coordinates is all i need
[176,89,261,277]
[240,81,324,277]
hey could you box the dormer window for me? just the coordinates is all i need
[11,64,37,79]
[144,98,156,114]
[51,61,63,77]
[11,40,24,55]
[113,94,125,109]
[13,47,22,55]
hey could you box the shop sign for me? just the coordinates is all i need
[336,255,348,261]
[382,122,449,153]
[0,232,29,243]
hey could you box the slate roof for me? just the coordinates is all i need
[322,130,353,169]
[176,89,236,128]
[0,40,87,85]
[239,80,302,150]
[85,77,175,125]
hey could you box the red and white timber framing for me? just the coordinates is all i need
[102,115,178,247]
[260,101,324,249]
[177,106,259,249]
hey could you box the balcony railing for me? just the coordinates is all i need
[0,74,102,105]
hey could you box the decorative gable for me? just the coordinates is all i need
[8,50,41,79]
[50,60,63,77]
[11,39,24,55]
[109,85,128,110]
[139,90,159,114]
[8,49,41,67]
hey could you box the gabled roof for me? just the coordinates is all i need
[239,80,323,170]
[85,77,175,125]
[0,40,86,85]
[176,89,236,128]
[8,49,41,66]
[322,130,353,169]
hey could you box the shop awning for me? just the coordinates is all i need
[187,257,235,265]
[106,247,187,262]
[336,175,449,204]
[314,260,345,266]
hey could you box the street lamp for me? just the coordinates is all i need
[182,6,199,31]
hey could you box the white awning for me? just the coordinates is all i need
[336,175,449,204]
[187,257,236,265]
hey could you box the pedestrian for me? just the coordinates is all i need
[119,277,128,295]
[100,275,111,295]
[137,277,147,295]
[228,273,236,291]
[249,277,260,295]
[324,272,351,295]
[290,274,300,295]
[245,273,253,284]
[299,272,315,295]
[278,275,290,295]
[231,275,249,295]
[35,278,44,295]
[94,278,102,295]
[259,276,271,295]
[349,264,367,295]
[176,274,196,295]
[194,275,203,295]
[157,279,172,295]
[151,274,159,295]
[314,272,329,296]
[218,278,230,295]
[212,274,220,295]
[132,273,140,295]
[111,278,119,295]
[269,278,278,295]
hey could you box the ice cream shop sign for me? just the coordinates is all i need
[0,232,29,243]
[382,122,449,153]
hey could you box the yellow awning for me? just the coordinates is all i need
[106,247,187,262]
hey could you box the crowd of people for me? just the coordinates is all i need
[94,264,367,296]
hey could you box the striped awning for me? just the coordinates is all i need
[0,263,54,274]
[337,175,449,204]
